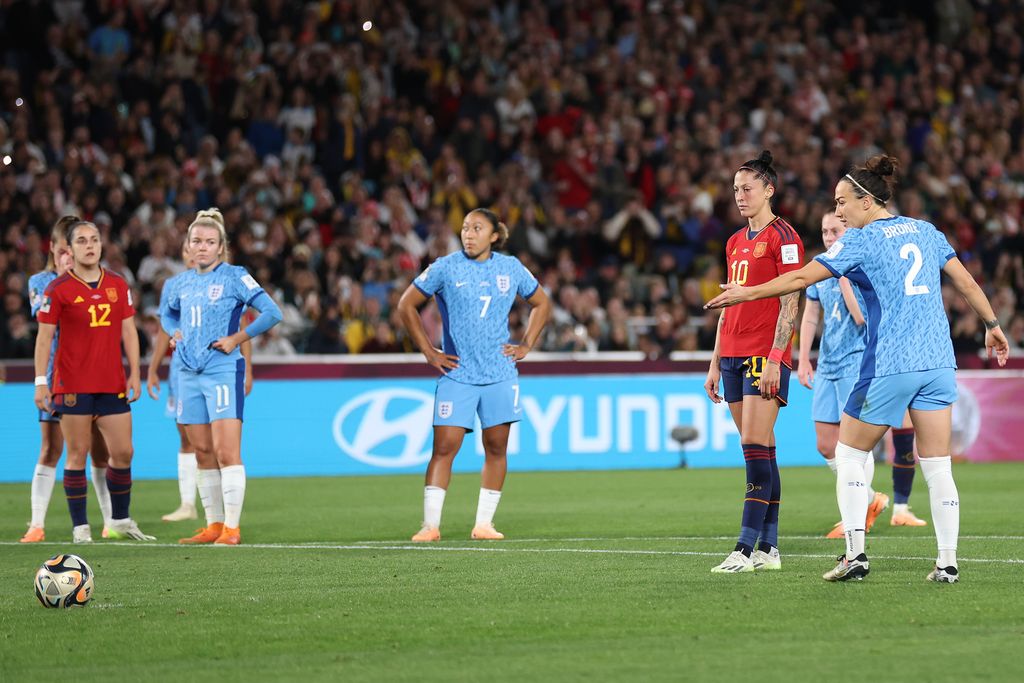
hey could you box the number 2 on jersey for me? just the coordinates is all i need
[87,304,111,327]
[900,243,929,296]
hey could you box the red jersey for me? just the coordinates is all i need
[720,217,804,363]
[38,269,135,394]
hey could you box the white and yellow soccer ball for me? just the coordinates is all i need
[34,554,94,608]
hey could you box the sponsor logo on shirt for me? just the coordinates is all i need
[73,296,85,304]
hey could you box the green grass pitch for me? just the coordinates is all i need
[1,463,1022,682]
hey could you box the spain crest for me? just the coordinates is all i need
[496,275,511,294]
[105,287,118,302]
[753,242,767,258]
[208,284,224,302]
[63,394,77,407]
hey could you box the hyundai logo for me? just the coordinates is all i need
[332,388,435,468]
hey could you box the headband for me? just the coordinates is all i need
[845,173,884,204]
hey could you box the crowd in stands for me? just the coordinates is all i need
[1,0,1023,362]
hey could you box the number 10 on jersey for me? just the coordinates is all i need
[729,260,749,285]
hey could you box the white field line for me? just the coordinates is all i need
[2,540,1021,564]
[349,534,1024,544]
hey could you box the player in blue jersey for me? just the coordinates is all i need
[160,209,282,546]
[707,155,1010,583]
[397,208,551,542]
[21,216,114,543]
[148,235,254,523]
[798,213,926,539]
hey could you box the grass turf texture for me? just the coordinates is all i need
[1,463,1022,682]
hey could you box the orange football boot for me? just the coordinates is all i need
[411,526,441,542]
[214,526,242,545]
[179,522,224,544]
[20,526,45,543]
[470,523,505,540]
[865,492,890,532]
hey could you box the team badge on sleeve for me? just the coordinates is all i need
[208,285,224,302]
[437,401,453,419]
[496,275,510,293]
[753,243,767,258]
[241,274,259,290]
[40,296,51,313]
[824,241,844,259]
[417,266,431,282]
[780,243,800,264]
[105,287,118,303]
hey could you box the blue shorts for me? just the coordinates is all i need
[845,368,958,428]
[177,360,245,425]
[434,376,521,431]
[53,392,130,417]
[164,358,181,419]
[811,375,857,424]
[720,356,791,406]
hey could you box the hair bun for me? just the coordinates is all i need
[196,208,225,227]
[757,150,774,166]
[865,154,897,178]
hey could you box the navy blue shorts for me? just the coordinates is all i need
[53,393,130,417]
[720,356,791,406]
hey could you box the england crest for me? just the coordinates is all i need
[496,275,511,293]
[437,401,453,419]
[208,284,224,302]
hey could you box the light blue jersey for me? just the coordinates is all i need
[806,277,866,379]
[815,216,956,378]
[29,270,59,383]
[161,263,267,373]
[158,271,188,410]
[414,250,539,385]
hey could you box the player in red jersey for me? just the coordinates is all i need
[34,220,154,542]
[704,151,804,573]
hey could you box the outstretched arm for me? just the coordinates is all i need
[705,260,834,309]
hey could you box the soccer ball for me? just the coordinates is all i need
[34,554,95,609]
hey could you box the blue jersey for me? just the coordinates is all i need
[162,263,267,373]
[815,216,956,378]
[414,250,539,385]
[159,270,188,378]
[28,270,59,383]
[806,277,866,379]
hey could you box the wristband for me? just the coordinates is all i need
[767,348,784,365]
[984,319,1000,330]
[34,375,48,387]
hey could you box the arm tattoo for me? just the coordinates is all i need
[772,292,800,351]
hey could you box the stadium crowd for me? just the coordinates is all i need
[1,0,1023,361]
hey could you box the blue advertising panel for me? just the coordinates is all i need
[0,375,820,482]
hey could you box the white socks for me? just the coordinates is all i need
[90,465,113,527]
[197,468,225,525]
[30,464,57,528]
[221,465,246,529]
[920,456,958,568]
[178,452,197,507]
[423,486,446,528]
[835,441,870,559]
[826,458,837,474]
[863,451,876,499]
[475,488,502,526]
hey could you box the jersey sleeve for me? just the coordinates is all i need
[233,266,266,305]
[28,274,48,317]
[772,228,804,275]
[413,258,446,297]
[37,281,63,325]
[932,223,956,263]
[815,229,865,277]
[120,277,136,318]
[805,282,820,301]
[516,259,539,299]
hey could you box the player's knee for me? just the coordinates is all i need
[817,439,836,459]
[432,443,460,460]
